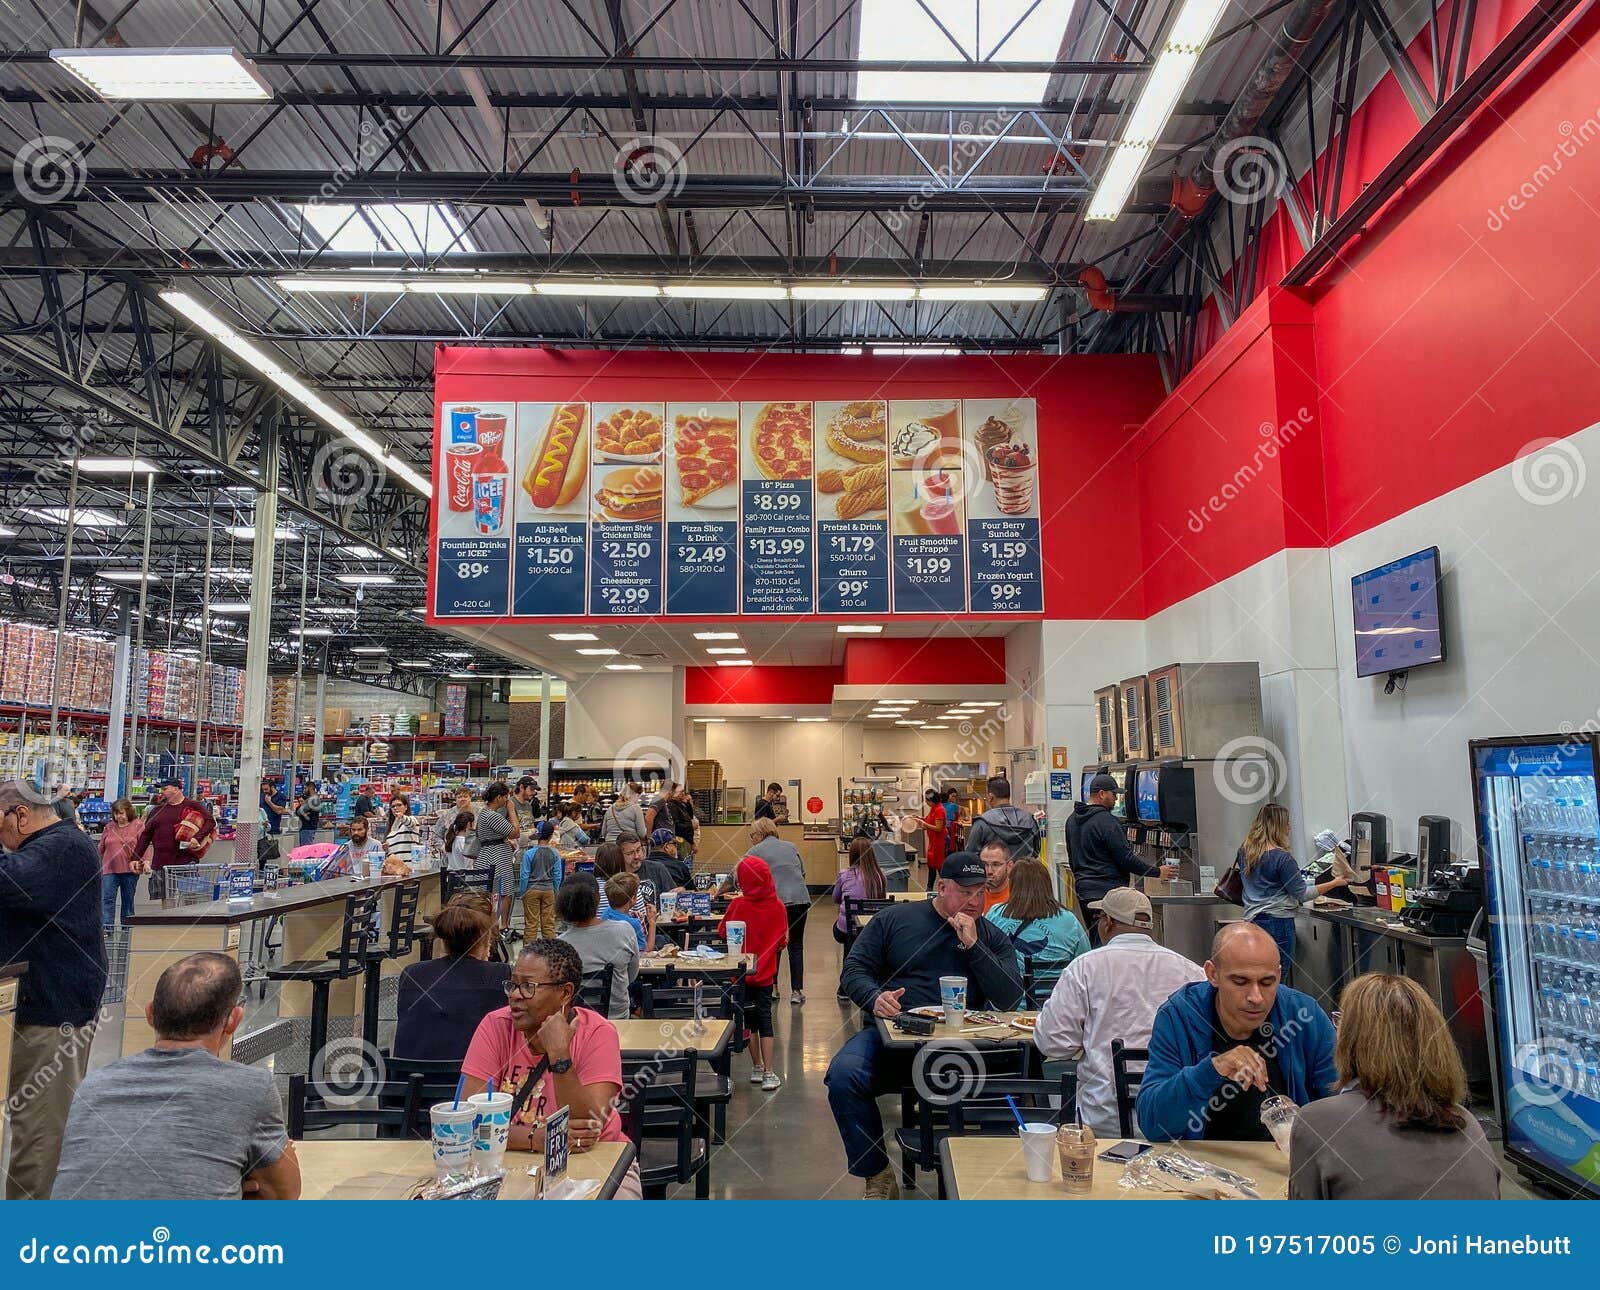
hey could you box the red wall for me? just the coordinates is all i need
[430,348,1163,625]
[684,665,840,706]
[840,636,1007,686]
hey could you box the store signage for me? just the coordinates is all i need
[432,396,1043,618]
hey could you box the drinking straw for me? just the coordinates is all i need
[1005,1095,1027,1130]
[453,1075,465,1109]
[488,1078,495,1097]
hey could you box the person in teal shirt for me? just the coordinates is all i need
[984,859,1089,1000]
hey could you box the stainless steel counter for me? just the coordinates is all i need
[1150,893,1234,965]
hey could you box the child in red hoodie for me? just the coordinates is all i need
[720,855,789,1091]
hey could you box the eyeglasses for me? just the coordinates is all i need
[502,979,564,999]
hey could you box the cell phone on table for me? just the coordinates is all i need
[1099,1140,1152,1163]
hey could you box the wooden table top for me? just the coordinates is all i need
[638,952,757,976]
[613,1017,732,1059]
[889,891,929,902]
[875,1010,1040,1049]
[940,1137,1288,1200]
[292,1137,635,1200]
[853,914,874,929]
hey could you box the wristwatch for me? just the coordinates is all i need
[549,1057,574,1075]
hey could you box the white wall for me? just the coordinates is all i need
[705,719,865,813]
[1327,419,1600,861]
[563,671,676,762]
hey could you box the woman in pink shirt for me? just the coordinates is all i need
[461,937,641,1199]
[99,798,143,930]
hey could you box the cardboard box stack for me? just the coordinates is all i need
[266,676,295,730]
[443,685,467,737]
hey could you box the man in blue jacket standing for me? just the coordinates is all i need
[1136,922,1335,1142]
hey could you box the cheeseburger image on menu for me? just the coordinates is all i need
[590,402,665,524]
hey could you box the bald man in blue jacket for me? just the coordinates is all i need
[1137,922,1337,1142]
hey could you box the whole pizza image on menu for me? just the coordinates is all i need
[511,402,589,615]
[815,400,891,614]
[740,400,815,615]
[435,401,514,616]
[588,402,665,615]
[962,398,1044,614]
[666,402,740,614]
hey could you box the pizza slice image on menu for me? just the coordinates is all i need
[673,410,740,508]
[750,401,813,480]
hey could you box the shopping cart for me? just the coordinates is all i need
[101,928,130,1005]
[161,863,229,908]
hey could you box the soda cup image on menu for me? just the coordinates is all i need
[474,411,509,466]
[450,406,479,444]
[447,442,483,512]
[473,468,507,535]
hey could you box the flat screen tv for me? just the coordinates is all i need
[1351,546,1445,679]
[1135,768,1162,825]
[1080,769,1101,804]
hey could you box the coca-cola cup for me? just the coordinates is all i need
[447,442,483,512]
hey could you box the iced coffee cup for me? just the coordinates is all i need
[1057,1122,1096,1193]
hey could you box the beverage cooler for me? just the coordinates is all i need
[1470,733,1600,1195]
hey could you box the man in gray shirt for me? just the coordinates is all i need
[52,953,300,1201]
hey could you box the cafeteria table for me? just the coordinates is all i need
[614,1017,732,1062]
[638,952,757,978]
[874,1010,1040,1050]
[938,1137,1288,1200]
[293,1138,636,1199]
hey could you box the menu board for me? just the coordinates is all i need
[432,395,1042,618]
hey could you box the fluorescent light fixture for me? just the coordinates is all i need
[919,284,1048,302]
[704,647,747,655]
[297,204,475,256]
[335,574,395,585]
[840,346,864,355]
[895,720,922,726]
[693,717,726,723]
[921,724,949,730]
[1086,0,1230,221]
[0,525,15,536]
[97,570,160,583]
[762,715,791,720]
[606,663,643,671]
[22,506,121,527]
[404,279,531,296]
[439,650,474,659]
[276,277,409,294]
[836,624,883,634]
[575,647,619,657]
[340,545,382,559]
[159,290,431,497]
[51,47,273,101]
[350,646,388,654]
[797,717,828,723]
[855,1,1072,104]
[872,346,962,356]
[535,281,661,298]
[294,627,333,638]
[225,525,299,541]
[693,631,740,640]
[396,660,430,668]
[663,282,789,300]
[207,602,252,614]
[550,632,599,641]
[76,457,159,474]
[716,659,753,667]
[792,283,916,301]
[967,701,1003,707]
[208,568,252,581]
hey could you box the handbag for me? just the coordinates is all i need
[1215,858,1245,905]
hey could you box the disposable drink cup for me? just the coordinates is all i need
[447,442,483,511]
[1019,1123,1056,1182]
[939,975,967,1028]
[1057,1123,1096,1193]
[725,921,746,956]
[1260,1094,1298,1152]
[659,891,678,919]
[468,1091,514,1176]
[430,1102,476,1181]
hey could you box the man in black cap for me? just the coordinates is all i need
[825,853,1023,1199]
[1067,772,1177,944]
[131,778,216,899]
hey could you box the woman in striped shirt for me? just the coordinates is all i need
[383,793,422,871]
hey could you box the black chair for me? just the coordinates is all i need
[576,968,613,1017]
[639,970,745,1143]
[617,1051,710,1199]
[841,896,893,954]
[892,1040,1037,1192]
[441,866,496,904]
[898,1068,1078,1198]
[1111,1040,1149,1138]
[354,879,424,1049]
[378,1055,464,1138]
[1020,952,1069,1008]
[685,930,725,951]
[267,891,380,1075]
[288,1072,427,1138]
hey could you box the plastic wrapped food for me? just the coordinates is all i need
[1118,1148,1262,1199]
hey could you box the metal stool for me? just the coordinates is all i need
[356,879,423,1049]
[265,890,379,1073]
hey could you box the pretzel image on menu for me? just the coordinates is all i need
[520,403,589,510]
[815,400,888,520]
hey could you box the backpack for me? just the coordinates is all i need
[982,813,1041,860]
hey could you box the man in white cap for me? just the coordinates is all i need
[1034,886,1204,1138]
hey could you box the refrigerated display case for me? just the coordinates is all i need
[1470,732,1600,1196]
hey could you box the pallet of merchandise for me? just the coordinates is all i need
[26,627,56,706]
[0,623,26,702]
[685,759,724,789]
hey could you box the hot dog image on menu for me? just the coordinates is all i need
[514,402,589,517]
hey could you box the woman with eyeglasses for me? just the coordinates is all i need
[393,894,509,1062]
[461,937,641,1198]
